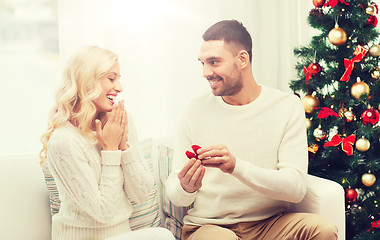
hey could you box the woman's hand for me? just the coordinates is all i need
[95,101,126,151]
[119,110,129,151]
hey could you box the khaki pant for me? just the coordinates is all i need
[182,213,338,240]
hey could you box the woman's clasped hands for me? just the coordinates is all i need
[95,101,129,151]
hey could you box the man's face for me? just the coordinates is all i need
[198,40,243,97]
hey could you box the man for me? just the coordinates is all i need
[165,20,337,240]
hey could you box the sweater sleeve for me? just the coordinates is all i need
[231,98,308,203]
[47,131,123,224]
[120,114,154,204]
[165,115,197,207]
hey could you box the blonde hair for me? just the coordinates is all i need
[40,46,118,163]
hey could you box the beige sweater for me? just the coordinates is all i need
[165,85,308,226]
[47,116,153,240]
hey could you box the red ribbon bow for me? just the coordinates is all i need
[371,219,380,229]
[325,0,349,8]
[324,134,356,156]
[340,45,368,82]
[316,107,339,118]
[303,66,312,84]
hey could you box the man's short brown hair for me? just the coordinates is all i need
[202,20,252,62]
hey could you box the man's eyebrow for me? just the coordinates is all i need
[198,57,221,62]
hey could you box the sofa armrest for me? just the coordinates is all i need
[0,154,51,240]
[288,174,346,240]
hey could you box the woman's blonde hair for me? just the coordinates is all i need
[40,46,118,163]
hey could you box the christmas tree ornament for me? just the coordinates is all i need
[369,45,380,57]
[355,138,370,152]
[365,15,378,27]
[361,108,380,125]
[350,78,369,99]
[326,0,349,8]
[371,219,380,229]
[346,188,358,202]
[303,62,322,84]
[370,66,380,81]
[366,5,376,16]
[378,102,380,112]
[316,107,339,118]
[313,126,326,141]
[328,24,347,46]
[313,0,325,8]
[340,46,369,82]
[308,62,322,75]
[324,134,356,156]
[306,118,312,130]
[308,144,320,159]
[362,173,376,187]
[302,93,320,113]
[341,178,347,184]
[339,107,355,122]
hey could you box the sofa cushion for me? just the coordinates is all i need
[41,160,61,215]
[41,138,161,230]
[129,138,161,230]
[157,144,192,240]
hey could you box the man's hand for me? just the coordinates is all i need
[197,145,236,174]
[178,158,205,193]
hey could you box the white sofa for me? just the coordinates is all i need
[0,138,346,240]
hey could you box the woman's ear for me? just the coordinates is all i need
[238,50,250,69]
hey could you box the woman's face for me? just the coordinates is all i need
[93,61,122,114]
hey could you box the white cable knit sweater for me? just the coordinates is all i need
[165,85,309,226]
[47,116,154,240]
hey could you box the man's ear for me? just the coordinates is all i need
[238,50,250,69]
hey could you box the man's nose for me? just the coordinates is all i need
[202,66,213,79]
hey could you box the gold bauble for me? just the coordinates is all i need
[378,102,380,112]
[355,138,370,152]
[302,94,320,114]
[351,81,370,99]
[328,26,347,46]
[306,118,312,130]
[369,45,380,57]
[366,5,376,16]
[370,66,380,81]
[362,173,376,187]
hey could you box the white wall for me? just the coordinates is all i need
[1,0,316,156]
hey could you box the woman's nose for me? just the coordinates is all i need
[114,79,122,92]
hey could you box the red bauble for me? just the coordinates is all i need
[365,15,378,27]
[361,108,380,125]
[308,62,322,75]
[313,0,325,8]
[346,188,358,202]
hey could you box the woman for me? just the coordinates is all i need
[40,46,173,240]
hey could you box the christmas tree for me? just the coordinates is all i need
[290,0,380,239]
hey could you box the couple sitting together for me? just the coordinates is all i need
[41,20,338,240]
